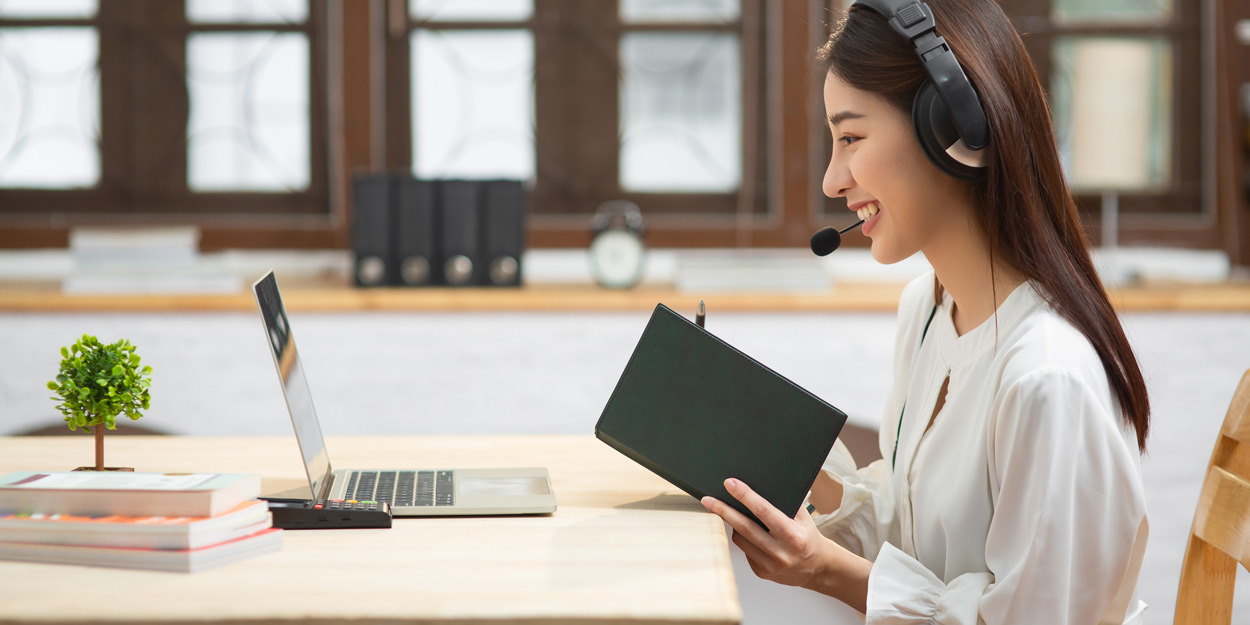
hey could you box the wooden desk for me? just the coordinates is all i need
[0,436,741,625]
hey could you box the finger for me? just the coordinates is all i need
[731,528,781,572]
[741,549,775,581]
[701,495,780,553]
[723,478,802,543]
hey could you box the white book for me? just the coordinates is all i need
[0,472,262,518]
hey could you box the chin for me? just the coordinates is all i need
[869,242,909,265]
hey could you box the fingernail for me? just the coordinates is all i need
[725,478,738,490]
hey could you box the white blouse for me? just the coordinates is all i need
[816,273,1149,625]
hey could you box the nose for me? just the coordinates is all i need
[823,151,852,199]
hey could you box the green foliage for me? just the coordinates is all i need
[46,334,152,432]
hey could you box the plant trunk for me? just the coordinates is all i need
[94,424,104,471]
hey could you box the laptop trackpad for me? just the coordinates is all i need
[458,476,550,497]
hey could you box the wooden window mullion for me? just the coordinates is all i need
[96,1,132,203]
[531,0,620,216]
[307,0,330,200]
[130,0,188,200]
[384,1,411,171]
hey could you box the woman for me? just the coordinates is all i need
[699,1,1150,623]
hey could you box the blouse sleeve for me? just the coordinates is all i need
[863,368,1148,625]
[812,442,897,559]
[812,274,934,559]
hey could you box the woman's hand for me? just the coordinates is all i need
[701,477,870,612]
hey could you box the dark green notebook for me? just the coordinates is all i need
[595,304,847,527]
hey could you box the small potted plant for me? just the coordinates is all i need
[46,334,153,472]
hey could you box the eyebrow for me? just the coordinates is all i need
[827,110,866,127]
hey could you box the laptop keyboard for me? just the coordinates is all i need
[342,470,455,507]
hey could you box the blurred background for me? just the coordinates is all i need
[1,0,1249,623]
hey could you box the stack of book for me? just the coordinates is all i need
[0,471,281,572]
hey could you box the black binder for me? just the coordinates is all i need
[395,178,439,286]
[594,304,847,528]
[439,180,481,286]
[351,175,395,287]
[481,180,526,287]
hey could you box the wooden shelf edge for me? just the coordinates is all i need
[2,282,1249,313]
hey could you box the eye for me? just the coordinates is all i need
[837,135,861,147]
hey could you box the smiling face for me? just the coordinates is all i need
[821,71,973,265]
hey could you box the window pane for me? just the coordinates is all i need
[411,0,532,22]
[1051,37,1171,191]
[187,33,310,192]
[621,0,739,23]
[0,0,96,18]
[187,0,307,24]
[1052,0,1171,23]
[411,30,534,180]
[0,28,99,188]
[620,33,740,193]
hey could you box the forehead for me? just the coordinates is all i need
[822,71,897,120]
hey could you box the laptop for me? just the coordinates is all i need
[252,271,557,517]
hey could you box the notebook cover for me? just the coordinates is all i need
[594,304,846,527]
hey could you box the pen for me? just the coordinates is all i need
[696,300,705,328]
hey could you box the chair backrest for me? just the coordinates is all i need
[1175,368,1250,625]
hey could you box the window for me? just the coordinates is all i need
[0,1,99,189]
[386,0,769,247]
[0,0,331,248]
[407,0,535,181]
[618,0,744,193]
[1015,0,1205,246]
[186,0,314,192]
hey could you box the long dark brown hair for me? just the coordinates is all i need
[818,0,1150,452]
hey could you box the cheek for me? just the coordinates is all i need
[846,146,892,196]
[852,133,941,212]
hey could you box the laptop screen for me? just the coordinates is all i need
[252,271,331,499]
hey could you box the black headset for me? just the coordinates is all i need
[849,0,990,181]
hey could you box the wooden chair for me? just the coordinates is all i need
[1174,369,1250,624]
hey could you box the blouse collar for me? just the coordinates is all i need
[931,280,1044,371]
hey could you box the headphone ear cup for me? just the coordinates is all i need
[912,81,988,182]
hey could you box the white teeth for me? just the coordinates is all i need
[857,202,880,221]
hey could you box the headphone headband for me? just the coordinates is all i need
[850,0,989,151]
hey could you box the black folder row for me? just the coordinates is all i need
[352,175,526,288]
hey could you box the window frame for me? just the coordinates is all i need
[0,0,336,249]
[1012,0,1207,247]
